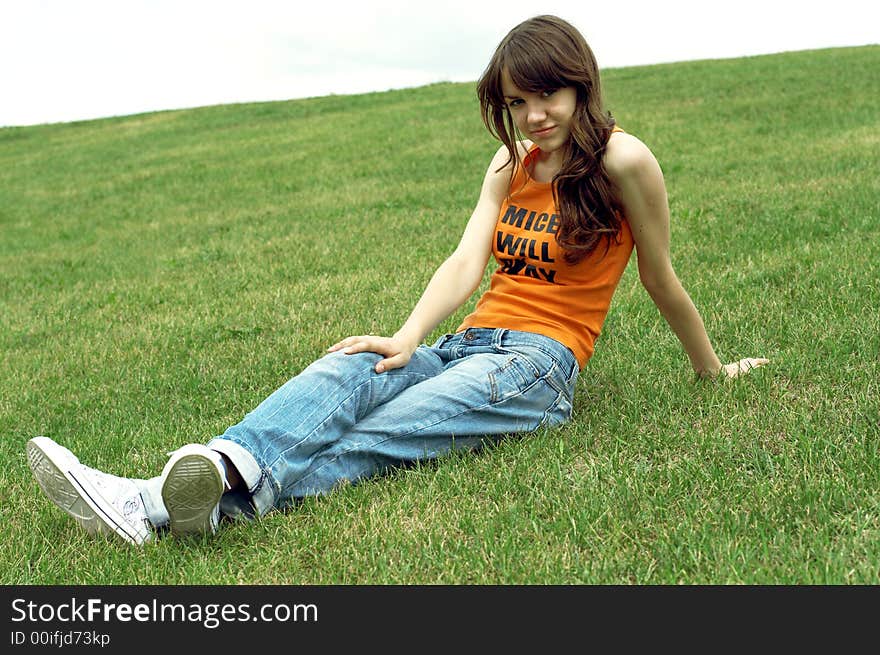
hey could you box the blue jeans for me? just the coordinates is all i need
[140,328,578,523]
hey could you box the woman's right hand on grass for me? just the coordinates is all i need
[720,357,770,379]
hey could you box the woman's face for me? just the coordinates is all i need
[501,68,577,155]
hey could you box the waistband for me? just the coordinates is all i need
[436,328,578,376]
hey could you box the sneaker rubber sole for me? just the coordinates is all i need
[161,451,223,537]
[26,437,151,546]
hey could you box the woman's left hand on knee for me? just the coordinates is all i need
[327,335,418,373]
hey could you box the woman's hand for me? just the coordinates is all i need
[327,335,419,373]
[714,357,770,379]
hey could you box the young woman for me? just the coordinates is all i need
[27,15,767,545]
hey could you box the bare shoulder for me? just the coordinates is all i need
[604,131,662,187]
[517,139,535,157]
[483,140,533,188]
[487,140,533,166]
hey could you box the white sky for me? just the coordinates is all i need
[0,0,877,127]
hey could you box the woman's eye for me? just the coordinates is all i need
[542,89,558,98]
[508,99,523,108]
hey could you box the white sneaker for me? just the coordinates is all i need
[161,444,228,537]
[26,436,153,546]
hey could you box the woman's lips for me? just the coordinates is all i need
[532,125,557,138]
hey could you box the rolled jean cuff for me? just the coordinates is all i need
[207,437,275,518]
[137,476,169,528]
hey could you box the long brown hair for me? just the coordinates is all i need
[477,15,622,263]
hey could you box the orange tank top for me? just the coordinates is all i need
[457,134,634,368]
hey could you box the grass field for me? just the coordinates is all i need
[1,45,878,584]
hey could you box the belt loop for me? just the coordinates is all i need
[494,328,507,348]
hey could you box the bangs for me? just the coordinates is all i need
[503,41,570,93]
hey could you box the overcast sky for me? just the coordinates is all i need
[1,0,876,127]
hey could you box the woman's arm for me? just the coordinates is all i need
[604,133,768,378]
[328,145,513,372]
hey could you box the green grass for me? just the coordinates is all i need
[1,45,878,584]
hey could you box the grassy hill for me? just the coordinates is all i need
[1,45,878,583]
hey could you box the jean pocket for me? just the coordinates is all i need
[487,355,541,403]
[493,345,546,375]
